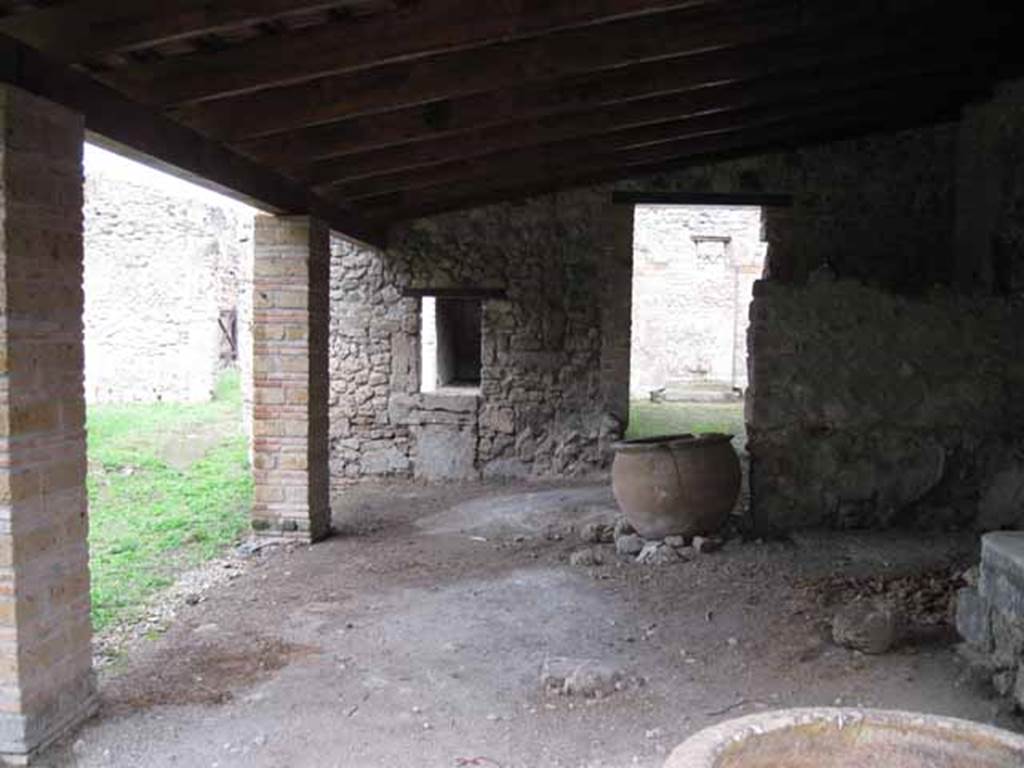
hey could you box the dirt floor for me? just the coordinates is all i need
[40,480,1022,768]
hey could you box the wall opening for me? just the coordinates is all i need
[419,296,482,393]
[627,203,767,443]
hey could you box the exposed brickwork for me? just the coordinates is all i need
[0,86,95,760]
[251,216,330,541]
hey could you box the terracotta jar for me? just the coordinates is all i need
[610,433,740,539]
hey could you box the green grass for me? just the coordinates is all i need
[626,400,746,441]
[87,371,251,631]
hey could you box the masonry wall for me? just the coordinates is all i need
[83,174,253,404]
[630,204,765,398]
[0,86,95,757]
[331,118,960,493]
[330,193,621,484]
[331,83,1024,532]
[748,278,1024,531]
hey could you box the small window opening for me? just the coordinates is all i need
[419,296,482,393]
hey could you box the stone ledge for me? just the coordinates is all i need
[980,532,1024,617]
[957,532,1024,710]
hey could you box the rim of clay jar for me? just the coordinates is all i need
[663,708,1024,768]
[611,432,733,453]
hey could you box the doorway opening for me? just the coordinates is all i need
[627,202,767,442]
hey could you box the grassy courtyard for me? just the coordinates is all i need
[626,400,745,441]
[87,372,252,631]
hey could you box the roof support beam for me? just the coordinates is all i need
[302,62,977,187]
[0,1,352,61]
[612,191,793,207]
[234,38,843,165]
[168,1,815,139]
[348,94,970,221]
[234,3,1002,165]
[322,79,982,202]
[0,34,384,246]
[167,0,971,143]
[108,0,720,105]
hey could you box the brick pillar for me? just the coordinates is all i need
[251,216,330,541]
[0,87,95,760]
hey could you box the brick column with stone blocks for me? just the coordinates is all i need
[0,86,95,761]
[251,215,331,541]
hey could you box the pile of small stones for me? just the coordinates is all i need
[569,518,724,567]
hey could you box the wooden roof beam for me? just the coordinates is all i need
[108,0,722,105]
[168,1,820,139]
[235,30,888,167]
[0,34,384,246]
[322,78,985,202]
[302,62,982,187]
[167,0,974,142]
[0,1,360,62]
[235,1,1009,163]
[359,101,967,223]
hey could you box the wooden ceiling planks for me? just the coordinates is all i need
[0,0,1015,229]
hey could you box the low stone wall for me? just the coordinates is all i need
[747,276,1024,531]
[956,532,1024,706]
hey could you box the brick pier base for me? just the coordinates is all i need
[251,216,331,541]
[0,86,95,761]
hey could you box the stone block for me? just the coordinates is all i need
[413,425,478,482]
[980,532,1024,618]
[991,609,1024,667]
[955,587,992,653]
[1014,661,1024,711]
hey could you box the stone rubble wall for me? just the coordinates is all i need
[956,533,1024,706]
[330,121,962,493]
[331,82,1024,533]
[83,172,253,404]
[330,192,622,485]
[747,277,1024,531]
[631,204,765,398]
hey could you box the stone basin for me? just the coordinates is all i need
[664,708,1024,768]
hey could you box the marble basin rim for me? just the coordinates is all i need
[664,707,1024,768]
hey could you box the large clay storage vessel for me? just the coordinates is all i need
[611,433,740,539]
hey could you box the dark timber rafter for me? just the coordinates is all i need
[232,28,913,167]
[231,5,991,170]
[164,0,982,144]
[105,0,722,105]
[0,1,357,61]
[0,34,384,246]
[319,79,987,202]
[302,63,987,188]
[354,99,969,222]
[166,2,818,139]
[0,0,1014,227]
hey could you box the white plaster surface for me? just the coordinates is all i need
[630,205,765,399]
[83,172,253,404]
